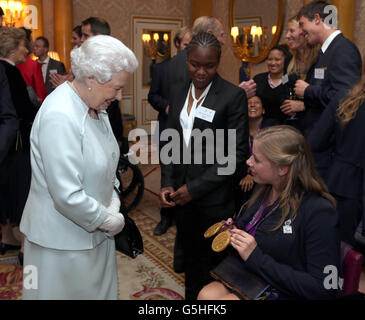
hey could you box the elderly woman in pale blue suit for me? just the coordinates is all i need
[20,35,138,300]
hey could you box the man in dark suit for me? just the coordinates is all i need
[294,1,362,178]
[148,26,192,236]
[33,36,66,96]
[0,63,18,165]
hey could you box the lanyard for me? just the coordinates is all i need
[245,195,279,236]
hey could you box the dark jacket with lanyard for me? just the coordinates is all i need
[234,192,342,300]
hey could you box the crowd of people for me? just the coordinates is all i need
[0,0,364,300]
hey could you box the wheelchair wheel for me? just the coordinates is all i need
[117,155,144,214]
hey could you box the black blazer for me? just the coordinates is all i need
[0,63,18,165]
[161,73,249,207]
[0,60,38,151]
[308,91,365,234]
[303,33,362,134]
[167,49,189,100]
[236,192,341,299]
[148,59,170,132]
[45,58,66,95]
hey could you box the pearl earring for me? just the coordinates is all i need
[88,87,92,91]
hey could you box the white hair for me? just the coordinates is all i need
[71,35,138,83]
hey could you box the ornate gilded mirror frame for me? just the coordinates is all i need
[229,0,286,64]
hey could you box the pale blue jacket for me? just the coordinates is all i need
[20,82,120,250]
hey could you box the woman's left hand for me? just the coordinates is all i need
[170,185,192,206]
[230,228,257,261]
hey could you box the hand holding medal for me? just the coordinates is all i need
[230,229,257,261]
[204,219,237,252]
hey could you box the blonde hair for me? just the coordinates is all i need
[246,126,336,231]
[286,16,320,77]
[0,27,26,59]
[336,77,365,126]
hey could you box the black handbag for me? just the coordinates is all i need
[210,254,271,300]
[113,187,143,258]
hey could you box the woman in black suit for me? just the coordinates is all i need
[308,79,365,247]
[253,45,291,124]
[0,27,38,260]
[160,32,249,300]
[0,63,18,165]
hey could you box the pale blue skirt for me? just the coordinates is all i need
[22,237,118,300]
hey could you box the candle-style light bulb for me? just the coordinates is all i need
[231,26,239,43]
[272,25,277,35]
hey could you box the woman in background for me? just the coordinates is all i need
[71,25,82,48]
[280,16,320,132]
[253,46,291,124]
[235,95,278,212]
[0,27,38,263]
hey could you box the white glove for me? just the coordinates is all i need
[99,211,125,237]
[107,197,121,214]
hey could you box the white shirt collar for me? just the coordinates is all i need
[321,30,341,54]
[0,58,15,66]
[38,56,50,64]
[180,82,213,146]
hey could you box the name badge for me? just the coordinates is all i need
[314,68,325,80]
[283,219,292,234]
[49,69,58,74]
[195,106,216,123]
[282,74,289,85]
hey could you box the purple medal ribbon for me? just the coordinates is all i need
[245,194,279,236]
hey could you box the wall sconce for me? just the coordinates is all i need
[231,24,277,61]
[142,31,170,62]
[231,24,277,78]
[0,0,24,27]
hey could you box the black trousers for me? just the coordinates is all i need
[175,201,233,300]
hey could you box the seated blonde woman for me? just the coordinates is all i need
[199,126,342,300]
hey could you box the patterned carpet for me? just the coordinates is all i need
[0,162,185,300]
[117,163,185,300]
[0,252,23,300]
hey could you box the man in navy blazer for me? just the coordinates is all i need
[294,1,362,178]
[0,63,18,165]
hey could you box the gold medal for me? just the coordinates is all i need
[212,230,231,252]
[204,222,224,239]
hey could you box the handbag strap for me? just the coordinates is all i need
[113,186,129,217]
